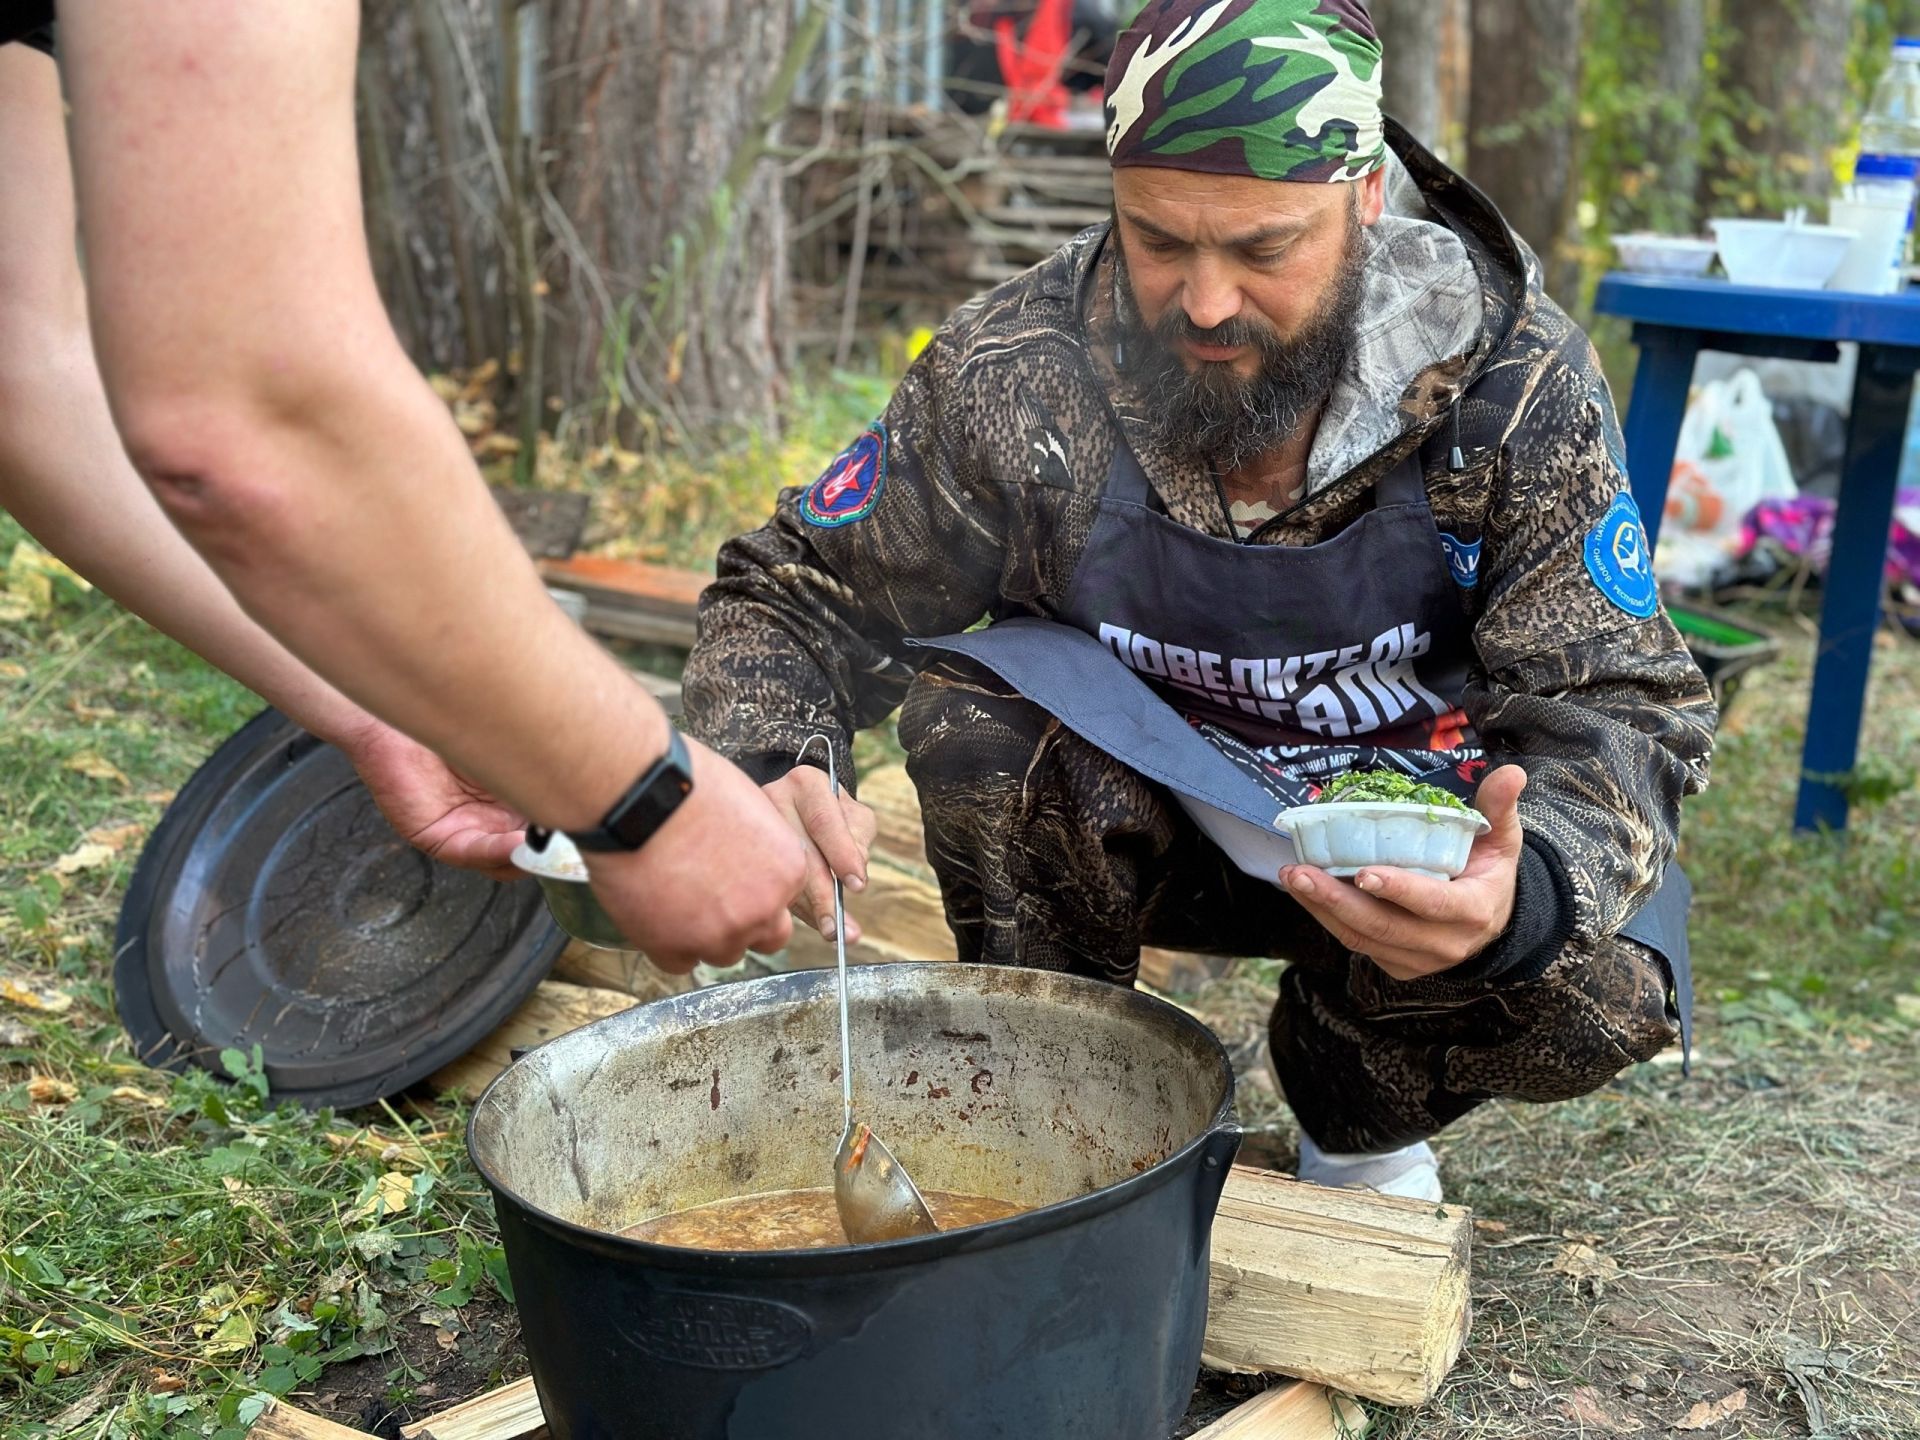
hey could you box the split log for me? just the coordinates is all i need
[1206,1166,1471,1407]
[430,981,638,1097]
[254,1403,379,1439]
[399,1378,545,1440]
[1190,1382,1369,1439]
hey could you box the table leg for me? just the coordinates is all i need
[1622,326,1702,553]
[1795,349,1918,833]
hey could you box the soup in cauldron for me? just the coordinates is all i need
[622,1186,1025,1251]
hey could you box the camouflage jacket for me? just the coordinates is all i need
[685,125,1717,956]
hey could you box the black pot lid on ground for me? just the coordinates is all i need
[115,709,564,1109]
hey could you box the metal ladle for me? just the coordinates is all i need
[796,736,939,1245]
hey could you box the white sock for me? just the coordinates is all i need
[1297,1135,1444,1204]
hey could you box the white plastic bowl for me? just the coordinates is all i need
[1611,233,1719,278]
[1276,801,1491,882]
[1710,218,1858,290]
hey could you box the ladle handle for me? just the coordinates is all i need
[797,735,854,1137]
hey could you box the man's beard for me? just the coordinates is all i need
[1114,204,1368,473]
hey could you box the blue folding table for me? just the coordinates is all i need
[1595,273,1920,832]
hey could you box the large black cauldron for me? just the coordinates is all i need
[468,963,1240,1440]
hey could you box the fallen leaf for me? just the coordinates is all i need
[0,661,26,680]
[1674,1389,1748,1431]
[141,790,178,807]
[452,398,496,436]
[434,1327,460,1352]
[52,842,118,876]
[1563,1386,1619,1428]
[1893,994,1920,1024]
[0,977,73,1014]
[1475,1218,1509,1235]
[85,822,147,853]
[68,696,116,721]
[1553,1241,1622,1286]
[0,1019,35,1046]
[7,541,91,617]
[472,433,523,459]
[344,1170,415,1227]
[149,1370,187,1394]
[1508,1370,1534,1390]
[28,1074,78,1105]
[427,373,463,402]
[200,1308,255,1356]
[63,752,129,786]
[109,1086,167,1109]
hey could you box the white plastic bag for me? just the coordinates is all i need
[1657,369,1799,586]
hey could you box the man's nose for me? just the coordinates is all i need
[1180,263,1243,333]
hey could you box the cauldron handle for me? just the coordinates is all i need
[1191,1120,1242,1264]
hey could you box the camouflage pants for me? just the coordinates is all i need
[898,657,1678,1153]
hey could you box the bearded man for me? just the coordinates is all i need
[684,0,1717,1202]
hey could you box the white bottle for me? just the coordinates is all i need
[1858,37,1920,278]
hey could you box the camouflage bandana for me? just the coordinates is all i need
[1105,0,1386,184]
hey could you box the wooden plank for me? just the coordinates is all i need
[429,982,638,1097]
[393,1377,1363,1440]
[857,764,927,869]
[1190,1382,1368,1439]
[1206,1166,1471,1407]
[550,942,692,1001]
[780,860,957,971]
[537,555,707,608]
[850,769,1230,993]
[254,1403,380,1440]
[400,1377,544,1440]
[538,556,705,651]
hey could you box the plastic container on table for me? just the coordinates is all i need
[1710,218,1857,290]
[1611,233,1719,278]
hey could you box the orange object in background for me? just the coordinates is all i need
[1665,459,1728,533]
[995,0,1074,126]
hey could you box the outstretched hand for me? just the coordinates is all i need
[1279,765,1529,982]
[343,722,528,882]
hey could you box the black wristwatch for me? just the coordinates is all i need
[529,729,695,855]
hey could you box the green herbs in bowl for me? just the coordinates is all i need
[1316,770,1472,812]
[1278,770,1488,881]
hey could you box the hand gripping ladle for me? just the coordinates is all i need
[796,735,939,1245]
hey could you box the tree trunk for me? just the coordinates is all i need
[1609,0,1706,234]
[1701,0,1857,215]
[357,0,508,376]
[1467,0,1587,303]
[1370,0,1442,150]
[539,0,812,442]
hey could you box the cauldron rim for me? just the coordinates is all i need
[466,963,1239,1277]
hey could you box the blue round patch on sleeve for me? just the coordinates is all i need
[1584,493,1659,619]
[801,425,887,528]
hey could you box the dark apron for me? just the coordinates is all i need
[910,435,1694,1065]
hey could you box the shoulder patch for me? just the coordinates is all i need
[1439,532,1482,589]
[801,426,887,528]
[1584,493,1659,619]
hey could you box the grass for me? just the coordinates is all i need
[4,477,1919,1437]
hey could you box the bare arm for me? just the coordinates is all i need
[54,3,805,966]
[0,43,371,750]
